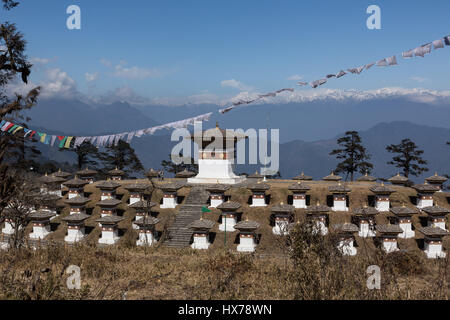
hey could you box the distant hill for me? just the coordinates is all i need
[26,98,159,135]
[136,98,450,143]
[33,121,450,183]
[278,121,450,182]
[27,95,450,143]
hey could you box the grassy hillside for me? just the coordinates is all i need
[2,178,448,300]
[24,178,450,256]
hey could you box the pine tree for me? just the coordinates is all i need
[97,140,144,178]
[0,0,40,214]
[161,153,198,175]
[386,138,428,178]
[329,131,373,181]
[60,140,100,170]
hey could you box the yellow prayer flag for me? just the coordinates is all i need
[12,126,23,134]
[40,133,47,143]
[64,136,73,148]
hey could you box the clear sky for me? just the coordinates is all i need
[4,0,450,104]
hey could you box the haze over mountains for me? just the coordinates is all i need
[27,95,450,183]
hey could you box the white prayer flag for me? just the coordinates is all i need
[336,70,347,78]
[423,43,432,55]
[402,49,413,58]
[364,62,375,70]
[414,46,425,57]
[386,56,397,66]
[433,39,444,49]
[376,59,387,66]
[310,78,327,88]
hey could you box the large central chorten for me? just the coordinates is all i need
[187,122,247,185]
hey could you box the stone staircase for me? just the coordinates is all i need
[164,186,210,248]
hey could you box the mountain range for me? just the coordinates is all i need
[24,97,450,183]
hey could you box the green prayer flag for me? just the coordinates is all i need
[201,206,211,213]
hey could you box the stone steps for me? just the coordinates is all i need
[163,187,210,248]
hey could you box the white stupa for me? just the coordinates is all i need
[187,122,247,185]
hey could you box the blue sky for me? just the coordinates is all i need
[4,0,450,104]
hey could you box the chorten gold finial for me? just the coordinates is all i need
[435,172,438,176]
[216,121,219,128]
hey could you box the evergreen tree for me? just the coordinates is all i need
[60,140,100,170]
[97,140,144,178]
[329,131,373,181]
[0,0,40,214]
[386,138,428,178]
[161,153,198,175]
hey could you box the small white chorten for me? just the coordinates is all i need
[271,203,295,236]
[370,183,395,212]
[159,183,182,209]
[248,181,270,207]
[421,206,449,231]
[135,216,160,246]
[29,211,55,240]
[63,213,90,243]
[288,182,310,209]
[188,218,215,250]
[235,219,260,253]
[413,183,439,209]
[129,199,157,229]
[329,182,350,212]
[376,225,403,253]
[217,201,241,232]
[96,179,120,201]
[418,227,449,259]
[63,176,89,199]
[124,183,151,205]
[97,216,123,245]
[307,202,330,236]
[333,223,359,256]
[206,183,229,208]
[390,204,419,239]
[353,206,378,238]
